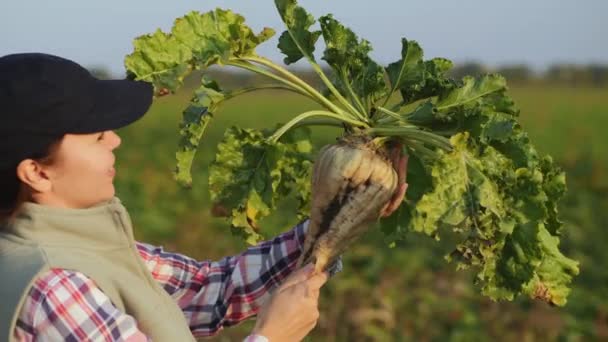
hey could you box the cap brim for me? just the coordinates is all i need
[72,78,153,133]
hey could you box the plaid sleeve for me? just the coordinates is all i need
[136,219,312,338]
[14,268,149,342]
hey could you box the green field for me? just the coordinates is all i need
[114,84,607,341]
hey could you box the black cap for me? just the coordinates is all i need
[0,53,153,168]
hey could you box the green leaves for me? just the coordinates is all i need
[379,68,577,305]
[125,29,192,93]
[124,0,578,307]
[125,9,274,94]
[386,39,424,99]
[175,77,224,187]
[275,0,321,64]
[319,15,387,112]
[407,133,508,237]
[483,220,578,306]
[385,40,456,105]
[125,8,280,187]
[383,129,579,305]
[209,127,312,244]
[526,225,579,306]
[436,75,507,111]
[275,0,389,116]
[173,9,274,66]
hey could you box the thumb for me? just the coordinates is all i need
[307,271,329,288]
[279,263,315,290]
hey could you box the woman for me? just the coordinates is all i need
[0,53,407,341]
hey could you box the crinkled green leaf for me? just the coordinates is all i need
[399,75,514,135]
[523,225,579,306]
[125,29,192,93]
[391,131,578,305]
[292,160,313,220]
[480,113,518,143]
[409,133,505,236]
[492,130,539,168]
[125,9,274,93]
[483,91,520,116]
[175,77,224,187]
[540,156,567,235]
[386,39,423,97]
[496,221,543,294]
[280,127,313,219]
[279,125,314,154]
[319,14,371,68]
[395,55,456,105]
[126,9,274,186]
[404,101,436,125]
[487,221,579,305]
[209,127,312,244]
[319,14,387,108]
[436,74,507,111]
[173,9,274,67]
[275,0,321,64]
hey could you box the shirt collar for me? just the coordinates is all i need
[3,197,135,248]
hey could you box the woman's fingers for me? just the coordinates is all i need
[252,266,325,341]
[306,271,329,293]
[382,182,408,217]
[288,270,329,298]
[399,154,409,185]
[390,142,402,169]
[389,143,408,191]
[278,263,315,290]
[381,150,409,217]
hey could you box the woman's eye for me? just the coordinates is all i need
[97,133,105,141]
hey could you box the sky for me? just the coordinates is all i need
[1,0,606,75]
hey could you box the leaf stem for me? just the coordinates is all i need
[376,106,405,122]
[227,60,313,99]
[375,116,399,125]
[339,69,368,118]
[238,56,360,121]
[290,118,347,129]
[380,67,398,109]
[256,27,364,120]
[404,139,439,159]
[390,101,405,112]
[269,110,368,142]
[224,84,310,100]
[310,61,363,117]
[368,126,453,151]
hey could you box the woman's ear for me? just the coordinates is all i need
[16,159,52,193]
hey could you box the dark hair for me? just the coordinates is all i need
[0,137,63,223]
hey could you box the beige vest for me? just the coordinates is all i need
[0,197,195,341]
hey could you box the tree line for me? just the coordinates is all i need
[89,62,608,88]
[448,62,608,87]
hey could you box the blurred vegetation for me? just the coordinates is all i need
[447,63,608,87]
[108,63,607,341]
[92,62,608,88]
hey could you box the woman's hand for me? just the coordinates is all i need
[252,263,328,342]
[380,142,409,218]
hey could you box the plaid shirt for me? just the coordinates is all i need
[13,220,332,341]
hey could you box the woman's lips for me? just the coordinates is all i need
[108,167,116,177]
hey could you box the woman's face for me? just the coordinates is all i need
[41,130,121,208]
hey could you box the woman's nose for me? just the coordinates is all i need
[107,130,121,150]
